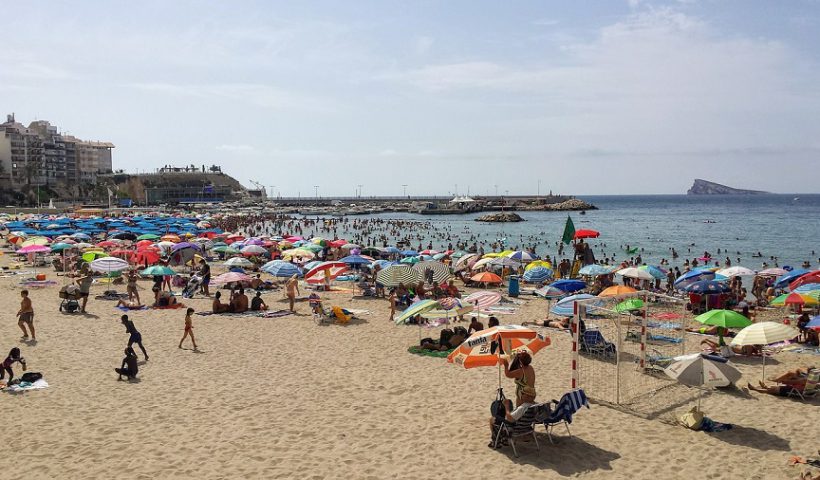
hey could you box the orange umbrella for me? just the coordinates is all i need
[447,325,550,369]
[598,285,637,297]
[470,271,502,284]
[161,234,181,243]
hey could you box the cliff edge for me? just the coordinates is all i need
[687,179,768,195]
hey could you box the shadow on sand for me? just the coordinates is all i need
[499,434,620,475]
[707,424,791,451]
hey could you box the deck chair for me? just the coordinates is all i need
[492,405,540,457]
[580,330,616,359]
[787,369,819,401]
[540,389,589,443]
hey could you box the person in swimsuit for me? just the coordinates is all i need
[199,259,211,297]
[286,275,299,312]
[502,351,536,407]
[121,315,149,361]
[0,347,26,384]
[115,346,139,380]
[126,269,140,304]
[178,307,198,350]
[17,289,35,340]
[76,272,93,313]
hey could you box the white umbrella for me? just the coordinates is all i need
[616,267,655,281]
[489,257,521,268]
[471,257,495,270]
[716,266,756,277]
[89,257,130,273]
[730,322,799,378]
[224,257,253,268]
[665,353,742,409]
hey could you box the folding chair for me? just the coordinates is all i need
[541,389,590,443]
[787,369,819,401]
[580,330,616,359]
[492,405,540,457]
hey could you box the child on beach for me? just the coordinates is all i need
[388,290,396,322]
[115,346,139,380]
[17,289,35,340]
[0,347,27,384]
[178,307,198,350]
[121,315,149,361]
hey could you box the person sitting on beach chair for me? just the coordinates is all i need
[488,387,538,455]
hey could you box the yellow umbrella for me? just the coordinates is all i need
[21,236,51,247]
[525,260,553,271]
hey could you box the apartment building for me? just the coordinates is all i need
[0,113,114,186]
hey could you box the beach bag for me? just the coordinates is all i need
[679,406,704,430]
[20,372,42,383]
[490,388,507,421]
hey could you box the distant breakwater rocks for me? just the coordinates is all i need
[476,212,524,223]
[532,198,597,211]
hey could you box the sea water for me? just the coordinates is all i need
[325,194,820,270]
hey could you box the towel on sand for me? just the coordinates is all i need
[4,379,49,392]
[408,346,454,358]
[152,303,185,310]
[116,305,149,311]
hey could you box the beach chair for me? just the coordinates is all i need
[492,405,540,457]
[540,389,589,444]
[787,369,819,401]
[580,330,616,359]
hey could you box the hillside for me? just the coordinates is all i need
[687,179,768,195]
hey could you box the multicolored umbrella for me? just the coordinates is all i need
[224,256,253,268]
[685,280,731,294]
[522,267,553,283]
[396,299,440,324]
[770,292,819,307]
[447,325,550,369]
[789,271,820,291]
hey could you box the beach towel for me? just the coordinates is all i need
[647,321,682,330]
[195,311,259,317]
[20,280,58,288]
[651,312,684,320]
[699,417,733,432]
[258,309,293,318]
[116,305,149,311]
[152,303,185,310]
[3,379,49,392]
[648,333,683,344]
[408,346,454,358]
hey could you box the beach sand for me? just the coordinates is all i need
[0,267,817,479]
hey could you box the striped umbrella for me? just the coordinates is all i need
[455,253,479,271]
[534,286,566,299]
[522,267,553,284]
[224,257,254,268]
[412,260,452,283]
[396,299,440,324]
[376,264,422,287]
[507,251,537,262]
[304,261,349,284]
[579,264,616,276]
[489,257,521,268]
[551,294,598,317]
[769,292,818,307]
[463,291,502,310]
[89,257,130,273]
[447,325,550,370]
[261,260,302,278]
[525,260,553,271]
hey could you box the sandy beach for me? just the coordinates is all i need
[1,258,817,480]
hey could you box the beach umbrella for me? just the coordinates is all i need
[534,286,566,299]
[262,260,302,278]
[340,243,361,251]
[695,309,752,329]
[141,265,175,276]
[211,271,252,286]
[132,249,160,265]
[793,283,820,293]
[89,257,130,274]
[299,244,323,253]
[551,293,598,317]
[598,285,637,297]
[81,251,109,262]
[136,233,160,241]
[674,269,721,289]
[615,298,644,313]
[665,353,741,389]
[400,249,418,257]
[716,266,756,277]
[240,245,268,256]
[96,240,120,249]
[161,234,181,243]
[421,305,474,321]
[447,325,550,373]
[400,256,421,265]
[522,267,553,284]
[395,299,441,324]
[579,264,615,276]
[471,257,495,270]
[685,280,731,294]
[489,257,521,269]
[789,271,820,291]
[463,291,502,318]
[70,233,91,241]
[805,316,820,331]
[339,254,372,265]
[224,257,253,268]
[730,322,799,378]
[470,271,502,285]
[639,265,667,280]
[549,279,586,293]
[376,264,422,287]
[50,242,75,252]
[454,253,479,270]
[774,269,810,288]
[419,249,439,256]
[282,249,315,261]
[573,229,599,239]
[21,236,51,247]
[525,260,553,271]
[769,292,818,307]
[758,267,788,277]
[18,244,51,254]
[412,260,452,283]
[507,250,537,262]
[616,267,654,281]
[111,232,137,241]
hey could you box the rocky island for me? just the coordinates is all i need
[475,212,524,222]
[687,179,768,195]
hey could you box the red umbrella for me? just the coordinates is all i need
[573,229,600,239]
[132,250,160,265]
[329,239,348,248]
[136,240,155,249]
[789,271,820,291]
[96,240,119,249]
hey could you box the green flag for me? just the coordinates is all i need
[561,215,575,245]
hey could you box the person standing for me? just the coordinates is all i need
[17,289,35,340]
[199,259,211,297]
[76,270,93,314]
[286,274,300,312]
[121,315,149,361]
[178,307,198,350]
[126,269,141,305]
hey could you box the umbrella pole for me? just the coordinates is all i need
[762,351,766,380]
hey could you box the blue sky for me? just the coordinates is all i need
[2,0,819,195]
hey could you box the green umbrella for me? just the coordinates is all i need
[141,265,175,276]
[615,298,644,313]
[695,309,752,328]
[137,234,160,241]
[300,244,323,253]
[82,251,108,263]
[395,299,440,324]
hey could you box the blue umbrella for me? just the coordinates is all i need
[578,264,615,276]
[685,280,731,294]
[674,269,726,290]
[262,261,302,278]
[775,269,811,288]
[641,265,667,280]
[340,255,372,265]
[551,294,598,317]
[550,279,586,292]
[401,250,418,257]
[384,246,402,254]
[806,316,820,330]
[794,283,820,293]
[523,267,553,283]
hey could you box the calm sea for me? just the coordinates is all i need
[323,194,820,270]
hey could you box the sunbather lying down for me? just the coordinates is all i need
[700,338,761,356]
[747,382,796,397]
[116,299,143,309]
[419,327,467,351]
[769,366,816,385]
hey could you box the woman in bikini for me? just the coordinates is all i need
[178,307,198,350]
[502,351,536,407]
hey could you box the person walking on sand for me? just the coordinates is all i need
[388,290,397,322]
[121,315,149,361]
[286,274,299,312]
[17,289,35,340]
[178,307,198,350]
